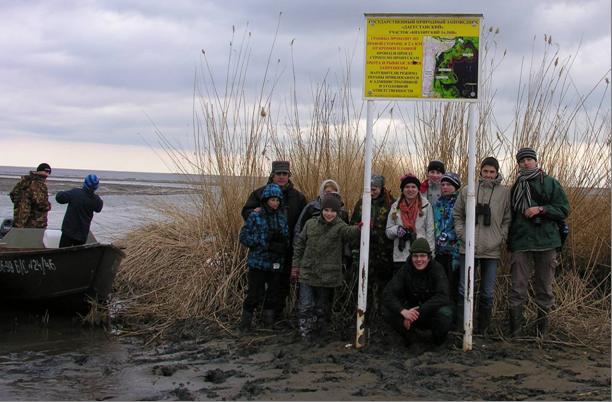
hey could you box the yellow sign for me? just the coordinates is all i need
[364,14,481,100]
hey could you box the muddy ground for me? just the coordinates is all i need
[1,313,609,401]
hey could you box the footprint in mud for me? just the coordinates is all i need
[203,368,238,384]
[151,363,189,377]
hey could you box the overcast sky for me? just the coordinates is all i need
[0,0,610,173]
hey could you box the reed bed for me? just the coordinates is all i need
[114,26,610,346]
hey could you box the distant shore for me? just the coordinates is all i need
[0,177,197,196]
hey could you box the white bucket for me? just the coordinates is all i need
[43,229,62,248]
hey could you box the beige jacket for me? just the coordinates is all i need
[453,174,511,259]
[385,194,435,262]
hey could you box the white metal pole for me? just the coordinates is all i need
[355,99,374,349]
[463,102,478,351]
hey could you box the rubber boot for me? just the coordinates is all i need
[476,304,492,335]
[239,310,253,333]
[262,309,275,328]
[536,307,550,338]
[509,305,524,338]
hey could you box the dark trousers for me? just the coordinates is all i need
[274,254,293,316]
[383,305,453,345]
[59,234,85,248]
[243,269,282,313]
[435,254,459,304]
[297,283,334,337]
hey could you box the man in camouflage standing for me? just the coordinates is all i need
[9,163,52,228]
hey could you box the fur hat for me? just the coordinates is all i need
[400,174,421,190]
[427,160,445,174]
[480,156,500,172]
[36,163,52,174]
[271,160,291,174]
[410,237,431,254]
[320,192,342,213]
[516,148,537,163]
[83,174,99,191]
[441,172,461,190]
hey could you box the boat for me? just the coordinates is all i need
[0,227,125,313]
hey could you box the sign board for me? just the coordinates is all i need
[364,14,482,100]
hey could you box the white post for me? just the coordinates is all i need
[463,102,478,351]
[355,99,374,349]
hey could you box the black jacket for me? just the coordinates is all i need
[56,188,103,242]
[241,180,307,243]
[383,258,450,321]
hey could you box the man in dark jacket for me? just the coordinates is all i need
[241,161,307,319]
[56,174,103,247]
[382,237,453,346]
[508,147,569,337]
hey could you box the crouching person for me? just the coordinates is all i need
[291,193,360,342]
[382,238,453,346]
[238,183,289,332]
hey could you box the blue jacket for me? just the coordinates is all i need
[56,187,103,242]
[433,192,460,262]
[239,184,290,271]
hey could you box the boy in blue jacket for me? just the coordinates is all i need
[239,183,289,332]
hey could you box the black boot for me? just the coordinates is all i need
[476,303,492,335]
[536,307,550,338]
[239,310,253,333]
[262,309,275,328]
[509,306,524,338]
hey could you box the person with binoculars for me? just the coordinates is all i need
[386,174,435,273]
[507,147,570,338]
[454,157,512,335]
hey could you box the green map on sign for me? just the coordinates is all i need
[423,37,479,99]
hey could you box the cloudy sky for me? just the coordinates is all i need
[0,0,610,173]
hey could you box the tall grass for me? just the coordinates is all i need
[115,26,610,346]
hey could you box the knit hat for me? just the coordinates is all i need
[261,183,283,201]
[410,237,431,254]
[320,192,342,213]
[400,174,421,190]
[271,160,291,174]
[83,174,99,191]
[371,175,385,189]
[36,163,52,174]
[516,147,537,163]
[441,172,461,190]
[480,156,500,172]
[427,160,445,174]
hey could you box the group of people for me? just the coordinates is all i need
[239,147,570,347]
[9,163,104,247]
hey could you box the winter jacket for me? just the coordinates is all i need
[241,179,307,244]
[385,195,435,262]
[508,173,570,252]
[292,216,360,287]
[9,172,51,228]
[433,192,460,259]
[454,174,512,259]
[382,258,451,321]
[239,184,290,271]
[420,179,442,207]
[350,188,395,268]
[55,187,103,242]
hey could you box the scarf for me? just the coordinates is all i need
[512,168,544,213]
[399,196,421,232]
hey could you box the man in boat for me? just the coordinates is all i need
[9,163,52,228]
[55,174,104,247]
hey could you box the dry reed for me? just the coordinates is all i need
[114,25,611,346]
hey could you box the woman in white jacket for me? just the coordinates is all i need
[386,174,435,272]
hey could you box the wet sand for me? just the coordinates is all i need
[1,314,609,401]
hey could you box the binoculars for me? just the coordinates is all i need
[397,229,416,251]
[475,203,491,226]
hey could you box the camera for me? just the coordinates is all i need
[397,228,416,251]
[436,232,449,247]
[475,203,491,226]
